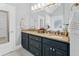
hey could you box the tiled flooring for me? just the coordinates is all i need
[3,47,34,56]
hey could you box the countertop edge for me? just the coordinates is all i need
[22,31,69,44]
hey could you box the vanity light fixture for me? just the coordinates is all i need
[41,3,47,7]
[31,4,38,10]
[37,3,41,8]
[31,6,34,10]
[33,4,37,10]
[31,3,55,11]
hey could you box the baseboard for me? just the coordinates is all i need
[2,44,22,56]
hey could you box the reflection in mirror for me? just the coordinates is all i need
[31,3,70,33]
[0,10,9,44]
[51,16,63,32]
[38,15,45,29]
[54,18,62,30]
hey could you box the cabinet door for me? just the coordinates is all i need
[29,38,41,50]
[29,45,41,56]
[55,48,67,56]
[21,32,28,50]
[43,44,55,56]
[29,37,41,56]
[43,38,70,56]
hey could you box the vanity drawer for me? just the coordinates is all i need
[43,38,69,51]
[29,35,41,41]
[21,32,28,39]
[29,39,41,50]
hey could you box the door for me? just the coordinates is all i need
[43,44,55,56]
[0,4,16,55]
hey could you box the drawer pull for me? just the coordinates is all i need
[52,48,55,51]
[50,48,52,50]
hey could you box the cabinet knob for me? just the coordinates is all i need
[50,48,52,50]
[52,48,55,51]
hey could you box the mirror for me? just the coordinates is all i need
[31,3,70,32]
[52,16,63,32]
[0,10,9,44]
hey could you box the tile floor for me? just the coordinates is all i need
[3,47,34,56]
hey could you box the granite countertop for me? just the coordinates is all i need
[22,30,70,43]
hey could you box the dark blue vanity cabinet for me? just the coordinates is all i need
[29,35,42,56]
[21,32,70,56]
[43,38,69,56]
[43,44,55,56]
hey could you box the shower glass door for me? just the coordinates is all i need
[0,10,9,44]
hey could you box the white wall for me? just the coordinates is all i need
[68,5,79,56]
[0,3,31,55]
[8,3,31,46]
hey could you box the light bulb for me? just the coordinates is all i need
[31,6,34,10]
[34,5,38,10]
[38,3,41,8]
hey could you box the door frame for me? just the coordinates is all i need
[0,4,16,55]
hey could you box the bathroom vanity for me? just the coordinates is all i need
[21,4,70,56]
[21,30,70,56]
